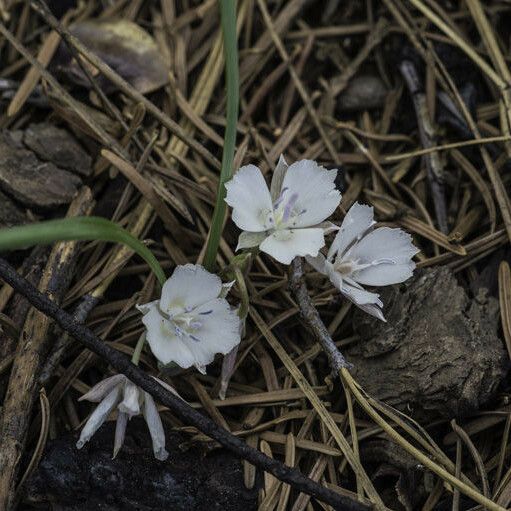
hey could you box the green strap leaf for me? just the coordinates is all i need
[203,0,239,271]
[0,216,166,286]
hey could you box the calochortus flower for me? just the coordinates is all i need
[306,202,419,321]
[225,156,341,264]
[76,374,176,460]
[137,264,240,373]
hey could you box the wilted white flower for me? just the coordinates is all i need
[306,202,419,321]
[137,264,240,373]
[76,374,177,460]
[225,156,341,264]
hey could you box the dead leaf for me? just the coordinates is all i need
[53,19,168,94]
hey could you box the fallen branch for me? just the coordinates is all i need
[0,257,370,511]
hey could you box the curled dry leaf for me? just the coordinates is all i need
[53,19,168,94]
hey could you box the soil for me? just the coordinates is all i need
[23,420,258,511]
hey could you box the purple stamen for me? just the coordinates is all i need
[282,192,299,223]
[273,187,288,209]
[199,309,213,315]
[189,334,201,343]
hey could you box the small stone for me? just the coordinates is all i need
[0,189,26,228]
[0,131,81,209]
[23,123,92,176]
[347,267,508,421]
[338,75,388,112]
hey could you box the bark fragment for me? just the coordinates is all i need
[348,267,508,421]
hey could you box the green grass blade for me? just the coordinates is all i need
[203,0,239,271]
[0,217,166,285]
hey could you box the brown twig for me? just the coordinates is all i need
[0,257,370,511]
[289,258,350,375]
[399,59,448,233]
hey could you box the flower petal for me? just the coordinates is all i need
[118,380,141,417]
[183,298,241,372]
[270,154,289,202]
[160,264,223,313]
[136,299,159,315]
[219,280,235,299]
[140,302,197,367]
[353,301,386,322]
[113,411,128,459]
[225,164,273,232]
[317,221,340,235]
[328,202,375,262]
[348,227,418,286]
[76,386,121,449]
[305,253,328,274]
[281,160,341,227]
[78,374,126,403]
[340,280,386,321]
[236,231,268,251]
[143,392,169,461]
[349,227,419,265]
[341,279,383,306]
[152,376,182,399]
[260,228,325,265]
[354,261,416,286]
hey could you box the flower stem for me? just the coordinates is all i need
[203,0,239,271]
[131,332,146,365]
[289,258,350,374]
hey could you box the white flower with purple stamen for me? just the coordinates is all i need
[137,264,240,373]
[306,202,419,321]
[76,374,177,460]
[225,156,341,264]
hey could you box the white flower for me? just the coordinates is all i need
[76,374,177,460]
[137,264,241,373]
[306,202,419,321]
[225,156,341,264]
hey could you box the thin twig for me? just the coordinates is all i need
[399,59,448,233]
[0,257,370,511]
[289,258,350,375]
